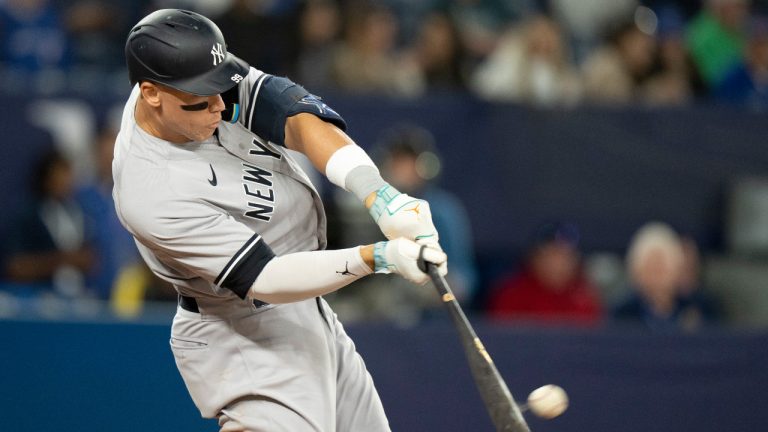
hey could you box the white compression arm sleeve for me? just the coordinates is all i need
[247,246,372,303]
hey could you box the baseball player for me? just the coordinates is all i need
[113,9,447,432]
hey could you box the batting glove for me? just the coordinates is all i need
[374,238,447,285]
[369,185,439,244]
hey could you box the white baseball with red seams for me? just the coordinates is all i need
[527,384,569,419]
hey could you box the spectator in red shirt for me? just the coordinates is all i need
[487,222,603,325]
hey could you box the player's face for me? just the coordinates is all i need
[157,86,225,142]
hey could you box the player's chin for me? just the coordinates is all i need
[191,127,217,142]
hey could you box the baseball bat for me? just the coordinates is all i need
[419,248,531,432]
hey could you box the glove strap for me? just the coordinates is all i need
[373,241,391,273]
[368,185,401,222]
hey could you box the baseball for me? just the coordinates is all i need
[527,384,569,419]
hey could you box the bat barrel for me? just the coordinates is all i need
[424,261,532,432]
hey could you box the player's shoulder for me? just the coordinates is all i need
[238,66,267,92]
[115,149,220,233]
[114,159,174,230]
[247,66,266,81]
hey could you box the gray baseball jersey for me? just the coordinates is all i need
[113,67,390,431]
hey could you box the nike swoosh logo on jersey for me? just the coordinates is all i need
[208,164,218,186]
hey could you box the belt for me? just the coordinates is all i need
[178,295,268,313]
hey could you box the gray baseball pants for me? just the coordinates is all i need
[170,296,390,432]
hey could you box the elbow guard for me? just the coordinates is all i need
[249,76,346,145]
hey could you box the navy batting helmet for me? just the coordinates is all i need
[125,9,249,96]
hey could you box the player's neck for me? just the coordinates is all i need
[134,98,188,143]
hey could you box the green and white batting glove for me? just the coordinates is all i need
[374,238,447,285]
[369,185,439,244]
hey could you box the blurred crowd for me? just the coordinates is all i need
[0,0,766,330]
[0,117,729,333]
[2,0,768,108]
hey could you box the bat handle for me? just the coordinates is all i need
[417,245,442,281]
[417,245,451,298]
[417,244,430,274]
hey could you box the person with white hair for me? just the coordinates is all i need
[612,222,707,331]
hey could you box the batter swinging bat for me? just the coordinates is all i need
[418,248,531,432]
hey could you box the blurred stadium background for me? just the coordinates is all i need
[1,0,768,430]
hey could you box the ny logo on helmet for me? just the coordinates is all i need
[211,43,225,66]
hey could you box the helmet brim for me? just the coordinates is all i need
[162,53,249,96]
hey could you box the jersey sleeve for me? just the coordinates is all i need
[125,198,275,299]
[222,67,346,146]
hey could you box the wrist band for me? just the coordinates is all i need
[368,185,401,221]
[373,241,390,273]
[345,165,388,202]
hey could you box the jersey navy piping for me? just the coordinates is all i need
[208,164,218,186]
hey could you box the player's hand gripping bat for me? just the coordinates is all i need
[418,247,531,432]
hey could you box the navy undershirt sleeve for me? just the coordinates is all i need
[215,234,276,299]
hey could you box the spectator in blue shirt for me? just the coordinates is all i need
[375,124,478,301]
[325,124,478,324]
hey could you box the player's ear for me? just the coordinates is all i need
[139,81,162,108]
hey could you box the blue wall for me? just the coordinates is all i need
[2,318,766,432]
[330,97,768,255]
[0,320,209,431]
